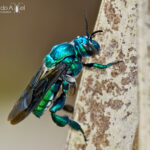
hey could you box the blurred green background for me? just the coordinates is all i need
[0,0,100,150]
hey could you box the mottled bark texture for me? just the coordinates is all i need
[138,1,150,150]
[65,0,138,150]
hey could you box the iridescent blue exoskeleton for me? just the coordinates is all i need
[8,14,122,141]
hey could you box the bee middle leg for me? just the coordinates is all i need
[62,79,75,113]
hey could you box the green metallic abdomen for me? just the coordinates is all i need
[33,89,53,117]
[33,81,61,117]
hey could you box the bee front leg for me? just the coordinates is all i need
[83,61,123,69]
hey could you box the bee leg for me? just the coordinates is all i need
[62,76,77,94]
[68,119,87,141]
[62,79,76,113]
[63,104,74,113]
[49,92,87,141]
[62,75,76,86]
[83,60,123,69]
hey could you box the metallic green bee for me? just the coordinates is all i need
[8,14,122,141]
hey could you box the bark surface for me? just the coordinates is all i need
[138,1,150,150]
[66,0,138,150]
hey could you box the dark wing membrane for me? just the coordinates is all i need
[8,63,68,124]
[8,65,43,123]
[32,63,67,103]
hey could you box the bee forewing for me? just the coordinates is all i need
[8,63,68,124]
[8,65,44,123]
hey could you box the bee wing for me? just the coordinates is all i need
[8,65,44,123]
[33,63,67,101]
[8,63,67,124]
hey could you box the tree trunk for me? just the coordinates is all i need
[65,0,138,150]
[138,1,150,150]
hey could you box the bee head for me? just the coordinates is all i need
[74,12,103,57]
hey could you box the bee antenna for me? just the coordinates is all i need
[90,30,103,40]
[84,10,90,38]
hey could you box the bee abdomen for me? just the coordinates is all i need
[33,90,54,117]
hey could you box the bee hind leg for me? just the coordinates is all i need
[49,92,87,141]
